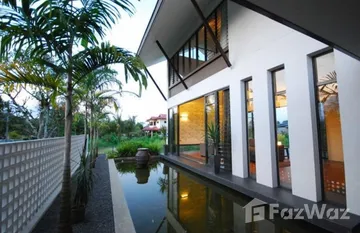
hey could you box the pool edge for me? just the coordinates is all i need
[108,159,136,233]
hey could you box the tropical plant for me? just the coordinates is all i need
[205,122,220,173]
[0,1,147,232]
[160,126,167,143]
[73,154,93,208]
[206,122,219,155]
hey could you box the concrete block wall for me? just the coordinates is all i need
[0,135,85,233]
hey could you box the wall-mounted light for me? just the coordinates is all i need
[180,193,188,199]
[277,141,282,146]
[180,113,188,121]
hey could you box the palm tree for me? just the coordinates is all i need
[0,1,147,232]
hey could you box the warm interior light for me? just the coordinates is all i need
[180,113,188,121]
[180,193,188,199]
[277,141,282,146]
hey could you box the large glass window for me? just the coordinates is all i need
[313,51,345,205]
[245,80,256,179]
[179,98,205,163]
[168,1,228,86]
[272,68,291,189]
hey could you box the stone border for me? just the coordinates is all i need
[108,159,136,233]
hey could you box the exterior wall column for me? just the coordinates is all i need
[286,56,322,201]
[252,70,278,187]
[230,81,249,178]
[334,50,360,215]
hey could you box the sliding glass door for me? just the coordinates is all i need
[218,89,232,171]
[205,89,232,171]
[313,51,345,205]
[245,79,256,179]
[272,68,291,189]
[205,93,217,163]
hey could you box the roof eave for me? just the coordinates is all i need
[137,0,163,56]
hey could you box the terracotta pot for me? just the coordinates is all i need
[72,205,85,224]
[135,168,150,184]
[136,148,150,168]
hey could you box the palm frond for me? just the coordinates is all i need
[72,42,147,95]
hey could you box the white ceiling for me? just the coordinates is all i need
[138,0,223,67]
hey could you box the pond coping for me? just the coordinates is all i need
[108,159,136,233]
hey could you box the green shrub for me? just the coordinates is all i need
[9,131,22,139]
[108,136,164,158]
[277,132,289,147]
[98,133,120,148]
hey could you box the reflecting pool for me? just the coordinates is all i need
[116,161,329,233]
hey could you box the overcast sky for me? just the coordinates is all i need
[104,0,167,123]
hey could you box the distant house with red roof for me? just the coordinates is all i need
[142,114,167,133]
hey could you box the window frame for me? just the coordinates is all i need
[311,49,346,205]
[168,1,228,87]
[244,78,256,179]
[270,65,286,189]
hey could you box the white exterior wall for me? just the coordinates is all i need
[156,119,167,129]
[148,119,166,129]
[167,1,360,211]
[335,51,360,215]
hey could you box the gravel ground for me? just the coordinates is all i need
[32,155,115,233]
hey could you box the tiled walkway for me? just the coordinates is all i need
[32,155,114,233]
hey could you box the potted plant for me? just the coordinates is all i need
[72,153,93,224]
[160,126,169,155]
[206,122,220,174]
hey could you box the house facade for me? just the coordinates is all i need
[142,114,167,133]
[138,0,360,223]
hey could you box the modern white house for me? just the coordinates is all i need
[138,0,360,230]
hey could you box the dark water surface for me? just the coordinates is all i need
[116,161,329,233]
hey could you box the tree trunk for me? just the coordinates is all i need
[5,112,9,140]
[37,107,44,139]
[58,72,74,232]
[95,127,99,158]
[44,105,49,138]
[84,102,88,136]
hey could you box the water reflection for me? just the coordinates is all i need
[117,162,329,233]
[136,168,150,184]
